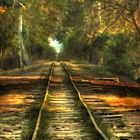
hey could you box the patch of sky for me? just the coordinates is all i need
[48,38,63,53]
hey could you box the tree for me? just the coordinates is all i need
[0,1,29,69]
[103,33,134,76]
[0,0,67,68]
[96,0,140,38]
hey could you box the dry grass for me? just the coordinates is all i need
[97,95,140,111]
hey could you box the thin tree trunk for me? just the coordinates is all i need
[18,8,29,67]
[131,12,140,38]
[18,9,24,67]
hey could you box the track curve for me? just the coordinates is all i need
[32,62,106,140]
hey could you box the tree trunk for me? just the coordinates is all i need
[131,12,140,39]
[88,48,103,64]
[18,8,29,67]
[0,7,29,69]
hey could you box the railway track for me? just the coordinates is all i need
[63,63,140,140]
[1,61,139,139]
[32,62,107,140]
[0,63,52,140]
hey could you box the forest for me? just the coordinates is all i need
[0,1,140,140]
[0,0,140,80]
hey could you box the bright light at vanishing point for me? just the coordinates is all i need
[48,38,62,53]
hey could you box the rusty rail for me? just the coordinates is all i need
[62,63,109,140]
[31,63,54,140]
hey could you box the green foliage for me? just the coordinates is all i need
[22,25,30,48]
[0,10,15,50]
[93,33,109,50]
[43,45,56,60]
[3,0,14,7]
[104,33,134,76]
[60,28,86,60]
[0,0,139,74]
[9,35,21,53]
[29,40,56,60]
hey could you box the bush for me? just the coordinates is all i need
[88,33,109,64]
[29,41,56,60]
[2,55,20,70]
[103,33,134,77]
[93,33,109,50]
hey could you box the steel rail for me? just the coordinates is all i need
[62,63,109,140]
[31,63,54,140]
